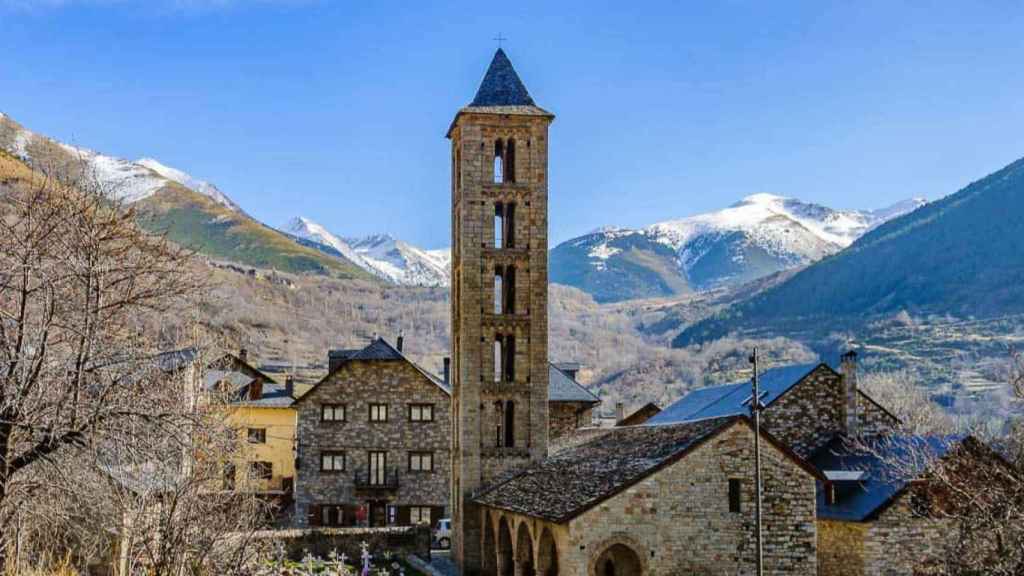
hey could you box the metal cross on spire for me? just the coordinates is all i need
[494,33,507,48]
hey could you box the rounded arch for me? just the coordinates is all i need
[497,515,514,576]
[587,535,648,576]
[515,520,536,576]
[537,527,559,576]
[482,512,497,576]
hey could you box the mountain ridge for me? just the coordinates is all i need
[550,194,927,303]
[674,155,1024,347]
[283,216,451,287]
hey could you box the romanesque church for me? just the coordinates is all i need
[444,49,985,576]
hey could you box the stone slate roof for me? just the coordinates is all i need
[474,416,740,523]
[811,434,964,521]
[447,50,553,137]
[647,363,828,425]
[299,338,449,403]
[548,364,600,404]
[471,48,535,107]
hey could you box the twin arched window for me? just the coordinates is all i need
[493,138,516,184]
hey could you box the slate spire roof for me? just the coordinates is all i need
[471,48,536,107]
[447,48,553,137]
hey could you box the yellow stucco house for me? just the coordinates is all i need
[206,351,297,498]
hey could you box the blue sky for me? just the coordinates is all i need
[2,1,1023,248]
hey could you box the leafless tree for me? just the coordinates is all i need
[851,353,1024,576]
[0,153,265,573]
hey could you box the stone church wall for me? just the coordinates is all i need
[557,422,818,576]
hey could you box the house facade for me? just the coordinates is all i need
[292,337,600,531]
[206,351,297,496]
[293,338,452,529]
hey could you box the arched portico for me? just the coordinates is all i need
[482,512,497,576]
[537,527,559,576]
[498,515,515,576]
[515,521,536,576]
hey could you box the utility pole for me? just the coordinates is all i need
[749,347,765,576]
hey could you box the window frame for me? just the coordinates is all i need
[320,450,347,473]
[408,451,435,472]
[369,403,389,423]
[728,478,742,513]
[409,506,432,526]
[409,403,435,423]
[321,403,347,423]
[246,427,267,444]
[249,461,273,481]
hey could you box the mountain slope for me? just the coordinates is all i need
[551,194,926,303]
[674,156,1024,347]
[0,112,372,279]
[284,217,451,287]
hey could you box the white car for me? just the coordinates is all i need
[434,518,451,549]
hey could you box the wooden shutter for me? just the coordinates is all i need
[397,505,411,526]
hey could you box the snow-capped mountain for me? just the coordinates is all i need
[551,194,928,303]
[0,112,238,210]
[283,217,451,287]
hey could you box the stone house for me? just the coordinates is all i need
[547,363,600,440]
[474,415,823,576]
[292,336,599,531]
[646,354,899,459]
[293,337,452,529]
[648,353,1009,576]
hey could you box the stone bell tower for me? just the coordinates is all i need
[447,48,554,574]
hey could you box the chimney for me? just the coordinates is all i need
[841,350,859,437]
[397,332,404,353]
[285,376,295,398]
[615,402,625,425]
[238,348,248,364]
[249,377,263,401]
[443,357,451,385]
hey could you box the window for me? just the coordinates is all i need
[368,451,388,486]
[504,203,515,247]
[494,334,515,383]
[494,202,516,248]
[728,479,742,513]
[320,451,346,472]
[369,403,389,422]
[494,202,504,248]
[495,265,515,314]
[409,404,434,422]
[504,401,515,448]
[250,461,272,481]
[495,401,505,447]
[504,335,516,382]
[409,451,434,472]
[505,139,516,183]
[494,337,503,383]
[223,463,236,491]
[410,506,432,525]
[247,428,266,444]
[494,270,503,314]
[493,139,504,183]
[321,404,346,422]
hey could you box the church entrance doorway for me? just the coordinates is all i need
[595,544,642,576]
